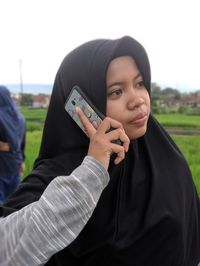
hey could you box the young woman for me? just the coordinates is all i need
[1,36,200,265]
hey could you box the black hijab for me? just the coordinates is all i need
[1,36,200,265]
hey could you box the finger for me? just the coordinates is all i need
[97,117,123,134]
[115,150,125,164]
[122,132,130,152]
[75,107,96,137]
[106,128,130,151]
[114,153,124,164]
[108,143,126,164]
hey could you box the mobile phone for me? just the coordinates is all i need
[64,85,104,134]
[64,85,122,145]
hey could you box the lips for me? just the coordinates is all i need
[128,113,148,126]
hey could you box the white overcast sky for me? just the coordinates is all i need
[0,0,200,92]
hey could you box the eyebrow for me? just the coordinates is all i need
[107,72,143,89]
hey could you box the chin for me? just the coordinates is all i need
[127,125,147,140]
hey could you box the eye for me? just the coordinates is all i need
[136,80,145,88]
[107,89,122,98]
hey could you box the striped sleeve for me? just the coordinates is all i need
[0,156,109,266]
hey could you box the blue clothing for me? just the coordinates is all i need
[0,174,20,205]
[0,86,26,203]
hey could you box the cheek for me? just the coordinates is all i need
[106,101,122,120]
[144,92,151,112]
[146,97,151,112]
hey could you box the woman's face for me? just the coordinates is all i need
[106,56,150,140]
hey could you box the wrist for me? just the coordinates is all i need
[87,152,109,170]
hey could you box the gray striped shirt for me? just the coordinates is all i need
[0,156,109,266]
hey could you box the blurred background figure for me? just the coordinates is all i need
[0,85,26,205]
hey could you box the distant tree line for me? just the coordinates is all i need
[20,93,33,106]
[151,83,200,115]
[19,85,200,115]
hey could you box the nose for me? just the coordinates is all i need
[127,90,145,110]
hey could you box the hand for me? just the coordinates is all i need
[76,107,130,170]
[19,162,25,177]
[0,141,10,151]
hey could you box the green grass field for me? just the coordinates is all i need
[21,107,47,131]
[171,135,200,195]
[155,114,200,130]
[24,131,42,174]
[21,108,200,196]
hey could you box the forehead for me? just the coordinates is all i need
[106,56,140,82]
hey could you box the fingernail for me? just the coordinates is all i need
[75,106,80,113]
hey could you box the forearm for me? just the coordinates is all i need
[0,156,109,266]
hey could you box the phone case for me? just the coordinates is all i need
[64,86,104,134]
